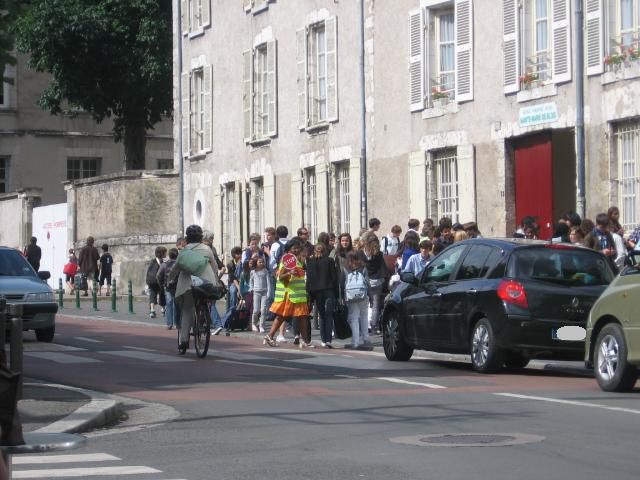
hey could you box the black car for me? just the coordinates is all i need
[382,239,615,372]
[0,246,58,342]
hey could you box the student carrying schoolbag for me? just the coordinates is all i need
[146,259,161,286]
[344,269,368,303]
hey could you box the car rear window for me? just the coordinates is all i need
[0,250,37,277]
[508,247,614,286]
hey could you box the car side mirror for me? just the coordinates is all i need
[38,271,51,281]
[400,272,418,286]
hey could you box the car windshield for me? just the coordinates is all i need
[508,247,614,287]
[0,250,38,278]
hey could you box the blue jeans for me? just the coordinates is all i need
[210,301,222,328]
[221,283,238,329]
[164,291,177,327]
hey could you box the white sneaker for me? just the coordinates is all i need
[212,327,223,336]
[276,334,287,343]
[251,324,259,332]
[259,326,265,333]
[300,341,315,350]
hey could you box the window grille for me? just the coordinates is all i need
[615,122,640,230]
[67,158,100,180]
[304,168,318,241]
[433,149,459,222]
[336,163,351,234]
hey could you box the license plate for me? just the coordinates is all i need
[552,326,586,341]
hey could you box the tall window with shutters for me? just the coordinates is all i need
[502,0,571,93]
[189,67,212,155]
[181,0,211,35]
[614,122,640,231]
[250,178,265,236]
[335,162,351,235]
[1,65,15,109]
[297,17,338,129]
[304,168,319,241]
[223,183,240,251]
[598,0,640,72]
[243,41,277,143]
[408,0,474,112]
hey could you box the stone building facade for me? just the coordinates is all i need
[175,0,640,254]
[0,53,173,207]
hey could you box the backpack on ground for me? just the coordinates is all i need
[146,260,161,286]
[345,270,368,303]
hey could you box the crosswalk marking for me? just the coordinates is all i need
[101,350,193,363]
[12,453,119,464]
[13,465,162,478]
[217,359,301,371]
[73,337,103,343]
[24,352,101,364]
[23,343,86,352]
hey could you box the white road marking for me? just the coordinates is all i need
[24,352,101,364]
[377,377,447,389]
[122,345,157,352]
[12,453,119,464]
[335,374,359,379]
[73,337,103,343]
[101,350,193,362]
[22,343,86,352]
[495,393,640,415]
[13,465,161,478]
[217,359,301,371]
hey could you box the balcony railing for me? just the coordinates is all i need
[605,30,640,71]
[520,52,551,89]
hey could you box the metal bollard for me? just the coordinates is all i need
[58,278,64,308]
[92,288,98,311]
[128,280,134,314]
[111,279,117,312]
[75,287,81,309]
[8,305,23,400]
[0,297,6,366]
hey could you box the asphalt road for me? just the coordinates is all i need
[17,313,640,480]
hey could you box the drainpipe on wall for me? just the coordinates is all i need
[575,0,586,218]
[176,0,185,233]
[359,0,368,229]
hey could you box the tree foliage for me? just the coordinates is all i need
[15,0,173,170]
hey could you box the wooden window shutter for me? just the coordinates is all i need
[456,145,476,222]
[181,0,189,35]
[267,40,278,137]
[326,16,339,122]
[296,28,308,130]
[243,49,253,142]
[181,72,190,157]
[202,0,211,28]
[586,0,604,75]
[202,65,212,152]
[455,0,474,102]
[409,9,425,111]
[551,0,572,83]
[503,0,520,93]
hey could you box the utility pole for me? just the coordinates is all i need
[359,0,368,229]
[575,0,586,219]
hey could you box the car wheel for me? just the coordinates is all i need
[35,325,55,343]
[504,351,530,370]
[382,310,413,361]
[594,323,638,392]
[470,318,504,373]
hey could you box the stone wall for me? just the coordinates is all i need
[66,171,180,294]
[0,189,42,249]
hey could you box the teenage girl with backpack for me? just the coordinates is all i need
[361,232,388,335]
[343,250,370,349]
[263,238,313,348]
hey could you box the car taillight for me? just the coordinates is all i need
[497,280,528,309]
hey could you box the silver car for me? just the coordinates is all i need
[0,246,57,342]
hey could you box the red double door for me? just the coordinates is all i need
[514,134,553,240]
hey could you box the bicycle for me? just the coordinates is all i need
[178,286,213,358]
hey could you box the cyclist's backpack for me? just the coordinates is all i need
[345,269,368,303]
[273,239,287,267]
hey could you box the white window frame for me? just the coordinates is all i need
[245,0,274,14]
[223,183,240,251]
[409,0,474,111]
[67,157,101,180]
[250,178,265,236]
[183,64,212,157]
[182,0,211,36]
[0,157,8,194]
[335,162,351,235]
[297,16,338,129]
[614,122,640,231]
[602,0,640,71]
[304,168,319,242]
[244,40,277,143]
[524,0,552,84]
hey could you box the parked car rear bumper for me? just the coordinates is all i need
[496,314,585,357]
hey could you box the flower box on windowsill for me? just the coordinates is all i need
[422,99,458,119]
[247,137,272,149]
[602,61,640,85]
[516,83,558,103]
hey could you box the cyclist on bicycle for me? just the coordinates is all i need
[171,224,222,353]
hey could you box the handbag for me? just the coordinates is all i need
[63,262,78,276]
[333,301,352,339]
[176,246,208,276]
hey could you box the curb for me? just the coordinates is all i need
[28,383,124,435]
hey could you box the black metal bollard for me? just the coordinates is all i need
[58,278,64,308]
[75,287,81,309]
[111,279,117,312]
[128,280,134,314]
[92,288,98,311]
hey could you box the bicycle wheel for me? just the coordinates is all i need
[193,301,211,358]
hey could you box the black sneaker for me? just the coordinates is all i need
[149,311,156,318]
